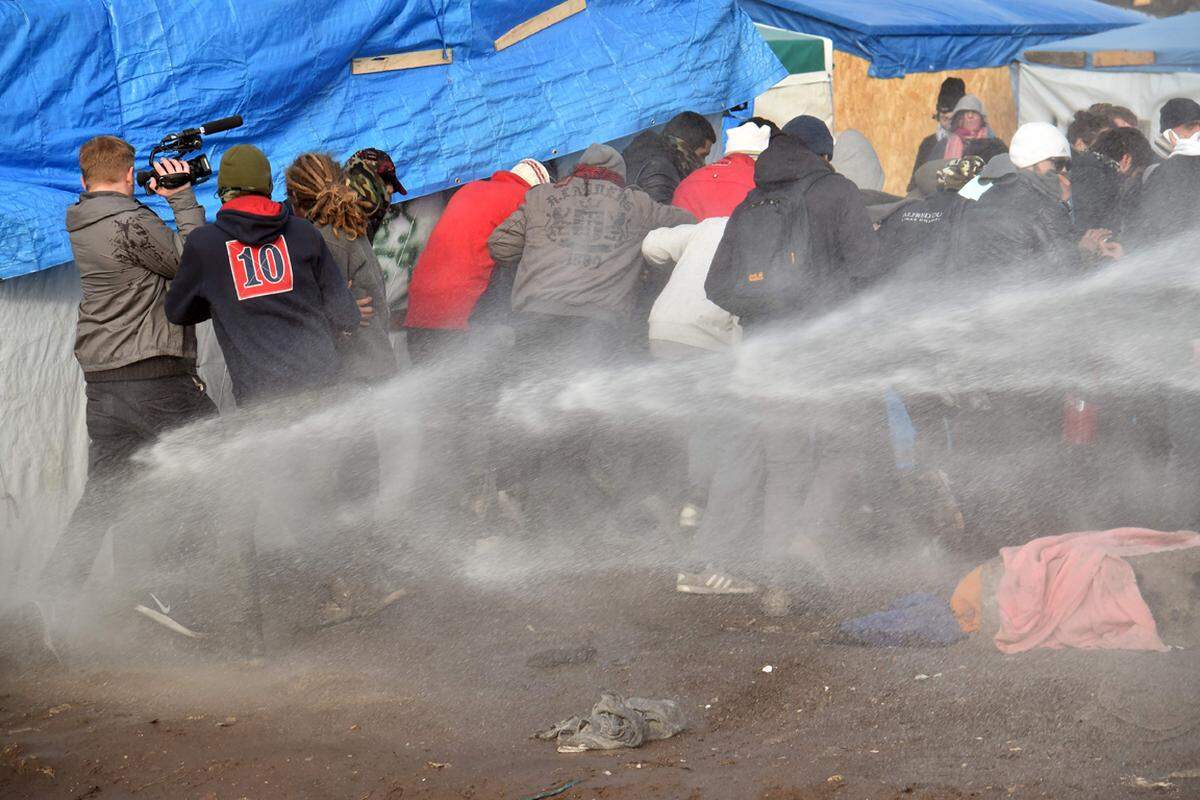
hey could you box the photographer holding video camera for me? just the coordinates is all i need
[36,133,217,638]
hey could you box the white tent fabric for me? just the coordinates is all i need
[1017,62,1200,137]
[0,264,87,601]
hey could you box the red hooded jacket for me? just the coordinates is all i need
[671,153,756,221]
[405,171,532,330]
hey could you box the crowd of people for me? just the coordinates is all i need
[28,80,1200,655]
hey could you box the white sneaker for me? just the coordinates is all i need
[134,593,205,639]
[676,571,758,595]
[678,503,703,529]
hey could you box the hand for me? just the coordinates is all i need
[148,158,191,198]
[349,281,374,327]
[1078,228,1116,258]
[356,295,375,327]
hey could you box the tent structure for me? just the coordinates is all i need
[751,25,834,130]
[739,0,1146,194]
[0,0,784,599]
[0,0,783,281]
[1017,12,1200,137]
[739,0,1144,78]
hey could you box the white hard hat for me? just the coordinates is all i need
[1009,122,1071,169]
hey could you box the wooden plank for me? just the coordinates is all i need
[494,0,586,52]
[1092,49,1156,68]
[351,48,452,75]
[1023,50,1087,69]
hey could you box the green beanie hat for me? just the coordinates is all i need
[218,144,272,197]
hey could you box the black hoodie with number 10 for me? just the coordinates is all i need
[165,195,360,406]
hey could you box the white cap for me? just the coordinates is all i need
[724,122,772,157]
[1009,122,1071,169]
[510,158,551,187]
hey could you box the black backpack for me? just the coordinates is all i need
[706,171,829,321]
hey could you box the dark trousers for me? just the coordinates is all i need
[40,374,217,597]
[406,327,469,368]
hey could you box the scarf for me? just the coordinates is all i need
[569,165,626,187]
[942,126,990,160]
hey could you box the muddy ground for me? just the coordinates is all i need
[2,567,1198,800]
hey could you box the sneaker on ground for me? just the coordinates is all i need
[676,571,758,595]
[678,503,703,529]
[23,600,63,664]
[134,592,205,639]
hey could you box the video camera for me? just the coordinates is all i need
[135,115,244,191]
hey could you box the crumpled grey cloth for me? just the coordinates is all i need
[534,691,686,753]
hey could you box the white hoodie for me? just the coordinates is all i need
[643,218,743,352]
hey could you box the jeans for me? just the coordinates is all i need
[40,373,217,597]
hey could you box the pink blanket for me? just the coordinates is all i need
[994,528,1200,654]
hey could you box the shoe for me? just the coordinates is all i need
[24,600,63,664]
[676,571,758,595]
[134,593,205,639]
[678,503,703,529]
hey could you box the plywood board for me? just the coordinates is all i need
[1024,51,1088,69]
[832,52,1017,196]
[495,0,586,52]
[351,49,452,75]
[1092,50,1156,68]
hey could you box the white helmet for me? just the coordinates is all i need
[1009,122,1071,169]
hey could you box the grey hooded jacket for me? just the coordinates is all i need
[66,188,205,377]
[317,223,397,383]
[487,144,694,323]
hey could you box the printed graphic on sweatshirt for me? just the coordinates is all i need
[226,237,295,300]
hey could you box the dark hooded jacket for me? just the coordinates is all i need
[953,170,1081,281]
[1129,151,1200,248]
[877,190,970,277]
[705,135,879,326]
[1068,149,1124,237]
[622,130,696,204]
[165,196,361,405]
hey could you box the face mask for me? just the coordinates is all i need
[1167,129,1200,157]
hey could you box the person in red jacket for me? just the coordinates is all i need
[671,119,774,221]
[404,158,551,364]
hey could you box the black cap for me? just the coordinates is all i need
[1160,98,1200,132]
[937,78,966,113]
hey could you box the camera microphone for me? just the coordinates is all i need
[199,115,243,136]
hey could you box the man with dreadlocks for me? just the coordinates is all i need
[285,152,397,385]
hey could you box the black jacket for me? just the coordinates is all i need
[953,170,1081,282]
[1069,149,1123,237]
[165,197,360,406]
[705,135,879,326]
[877,190,970,277]
[623,130,685,204]
[1129,153,1200,248]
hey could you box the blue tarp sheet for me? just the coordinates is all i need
[741,0,1145,78]
[1018,11,1200,73]
[0,0,784,279]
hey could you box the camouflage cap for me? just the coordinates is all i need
[936,156,985,192]
[344,156,391,221]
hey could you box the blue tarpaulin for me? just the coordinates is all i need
[741,0,1145,78]
[1019,11,1200,73]
[0,0,784,279]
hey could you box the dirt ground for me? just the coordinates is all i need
[2,568,1198,800]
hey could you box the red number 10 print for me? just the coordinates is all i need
[226,236,295,301]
